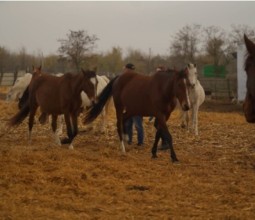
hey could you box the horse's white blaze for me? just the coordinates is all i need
[90,77,97,98]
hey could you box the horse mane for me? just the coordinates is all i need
[244,34,255,71]
[245,53,255,71]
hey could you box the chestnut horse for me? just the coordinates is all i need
[243,34,255,123]
[84,68,191,162]
[8,67,97,149]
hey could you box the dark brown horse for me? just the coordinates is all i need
[9,66,97,149]
[84,68,191,162]
[243,34,255,123]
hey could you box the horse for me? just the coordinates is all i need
[9,71,110,134]
[84,68,191,162]
[80,74,111,132]
[179,63,205,135]
[8,66,97,149]
[6,73,32,104]
[243,34,255,123]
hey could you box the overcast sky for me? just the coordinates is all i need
[0,1,255,57]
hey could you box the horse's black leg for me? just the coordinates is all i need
[51,114,61,146]
[116,109,126,153]
[38,112,49,125]
[158,119,178,162]
[28,105,38,142]
[122,112,132,142]
[68,114,78,147]
[151,129,161,158]
[61,113,72,144]
[164,129,178,162]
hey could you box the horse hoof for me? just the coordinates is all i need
[171,158,179,163]
[61,138,71,144]
[151,155,158,159]
[68,144,74,150]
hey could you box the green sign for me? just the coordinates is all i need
[203,65,226,78]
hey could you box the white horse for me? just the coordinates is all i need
[80,74,110,132]
[6,72,110,135]
[6,73,32,101]
[180,63,205,135]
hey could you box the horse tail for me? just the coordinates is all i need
[9,100,30,126]
[84,76,118,124]
[18,86,29,109]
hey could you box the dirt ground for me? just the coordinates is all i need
[0,86,255,220]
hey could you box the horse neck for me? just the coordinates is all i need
[159,72,177,99]
[70,73,85,95]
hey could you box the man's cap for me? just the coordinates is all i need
[125,63,135,70]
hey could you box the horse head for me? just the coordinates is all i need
[243,34,255,122]
[31,65,43,78]
[81,69,98,105]
[175,69,191,111]
[6,73,32,101]
[187,63,198,88]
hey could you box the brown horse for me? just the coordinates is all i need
[84,68,191,162]
[9,66,97,149]
[243,34,255,123]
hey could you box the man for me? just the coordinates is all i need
[123,63,144,146]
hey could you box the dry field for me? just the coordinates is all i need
[0,86,255,219]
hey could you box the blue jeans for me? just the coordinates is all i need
[125,116,144,145]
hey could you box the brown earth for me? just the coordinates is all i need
[0,86,255,219]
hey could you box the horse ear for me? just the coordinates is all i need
[187,63,190,68]
[244,34,255,56]
[38,65,41,71]
[194,63,197,68]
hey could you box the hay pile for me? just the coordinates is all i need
[0,88,255,219]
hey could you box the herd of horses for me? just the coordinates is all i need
[6,34,255,162]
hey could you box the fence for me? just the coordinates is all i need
[0,71,27,86]
[199,77,237,100]
[0,72,238,100]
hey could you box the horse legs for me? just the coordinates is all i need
[68,114,79,149]
[151,129,161,158]
[180,110,189,130]
[192,104,199,135]
[116,110,126,154]
[56,115,64,136]
[28,105,38,143]
[157,117,178,162]
[61,113,73,145]
[51,114,61,146]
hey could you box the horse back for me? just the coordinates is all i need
[113,72,161,116]
[29,74,68,114]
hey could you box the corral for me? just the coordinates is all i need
[0,86,255,219]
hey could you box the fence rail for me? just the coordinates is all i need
[199,78,237,100]
[0,72,27,86]
[0,72,238,100]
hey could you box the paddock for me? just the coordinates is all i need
[0,86,254,219]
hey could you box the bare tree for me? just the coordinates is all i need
[203,26,227,67]
[170,24,202,66]
[58,30,98,72]
[226,24,255,55]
